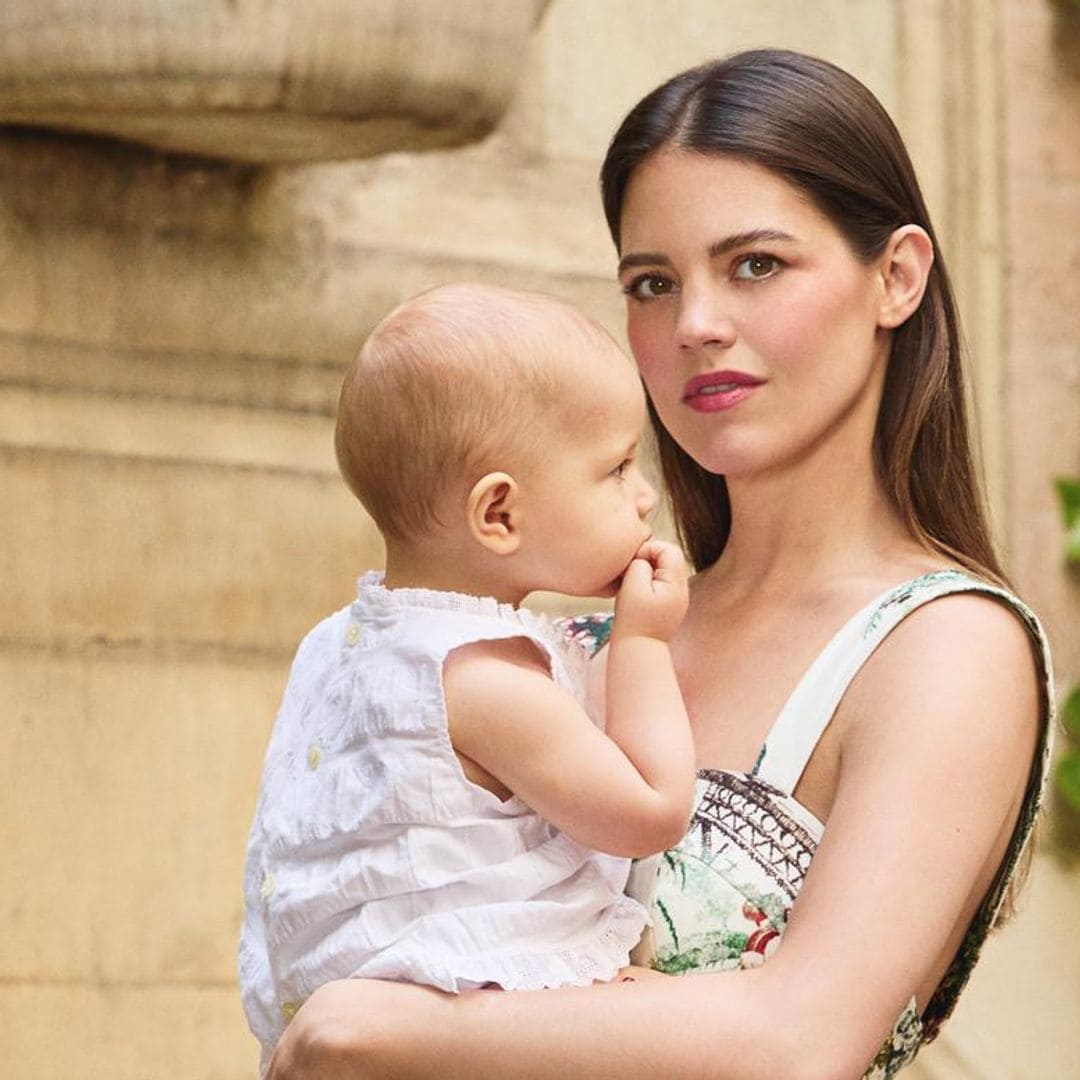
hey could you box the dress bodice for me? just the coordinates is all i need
[563,569,1054,1078]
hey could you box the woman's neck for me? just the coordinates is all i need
[707,445,930,600]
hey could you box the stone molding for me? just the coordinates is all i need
[0,0,548,161]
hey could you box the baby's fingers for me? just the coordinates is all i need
[633,539,688,586]
[618,555,656,595]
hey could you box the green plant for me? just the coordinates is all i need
[1053,477,1080,824]
[1058,685,1080,812]
[1056,476,1080,565]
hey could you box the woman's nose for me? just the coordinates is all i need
[673,287,736,351]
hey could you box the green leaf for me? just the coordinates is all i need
[1063,683,1080,743]
[1055,476,1080,529]
[1055,478,1080,564]
[1056,750,1080,814]
[1067,523,1080,566]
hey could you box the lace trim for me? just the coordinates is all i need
[352,571,568,649]
[374,893,648,993]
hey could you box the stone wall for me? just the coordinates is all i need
[1,2,1076,1077]
[910,5,1080,1073]
[0,1,547,161]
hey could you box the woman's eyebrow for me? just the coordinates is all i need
[617,251,671,274]
[618,228,797,274]
[708,228,796,257]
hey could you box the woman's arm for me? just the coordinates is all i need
[266,967,808,1080]
[270,592,1041,1080]
[777,592,1041,1027]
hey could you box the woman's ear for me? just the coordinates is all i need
[466,472,522,556]
[877,224,934,329]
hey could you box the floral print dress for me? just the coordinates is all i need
[564,570,1054,1078]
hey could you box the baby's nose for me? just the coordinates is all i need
[638,477,659,518]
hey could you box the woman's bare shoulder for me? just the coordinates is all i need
[842,585,1042,765]
[871,584,1036,670]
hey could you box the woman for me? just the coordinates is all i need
[266,50,1052,1079]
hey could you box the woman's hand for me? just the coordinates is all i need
[265,981,365,1080]
[266,979,447,1080]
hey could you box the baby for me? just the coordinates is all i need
[238,283,694,1072]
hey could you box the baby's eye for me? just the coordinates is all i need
[733,254,781,281]
[623,273,678,301]
[611,459,632,479]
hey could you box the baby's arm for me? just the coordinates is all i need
[445,541,694,858]
[603,539,695,841]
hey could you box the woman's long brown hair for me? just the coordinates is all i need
[600,49,1038,1039]
[600,49,1007,586]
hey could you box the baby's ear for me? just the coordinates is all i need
[466,471,522,556]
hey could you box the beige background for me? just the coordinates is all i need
[1,1,1077,1077]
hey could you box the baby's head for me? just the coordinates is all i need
[336,283,657,600]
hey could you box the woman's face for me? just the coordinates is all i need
[617,150,891,481]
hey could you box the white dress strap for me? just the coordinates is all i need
[752,570,1052,795]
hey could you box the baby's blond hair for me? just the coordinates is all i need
[336,283,624,545]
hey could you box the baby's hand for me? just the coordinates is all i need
[612,540,689,643]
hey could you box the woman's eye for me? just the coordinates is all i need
[623,273,676,300]
[733,254,780,280]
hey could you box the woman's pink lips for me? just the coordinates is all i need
[682,371,763,413]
